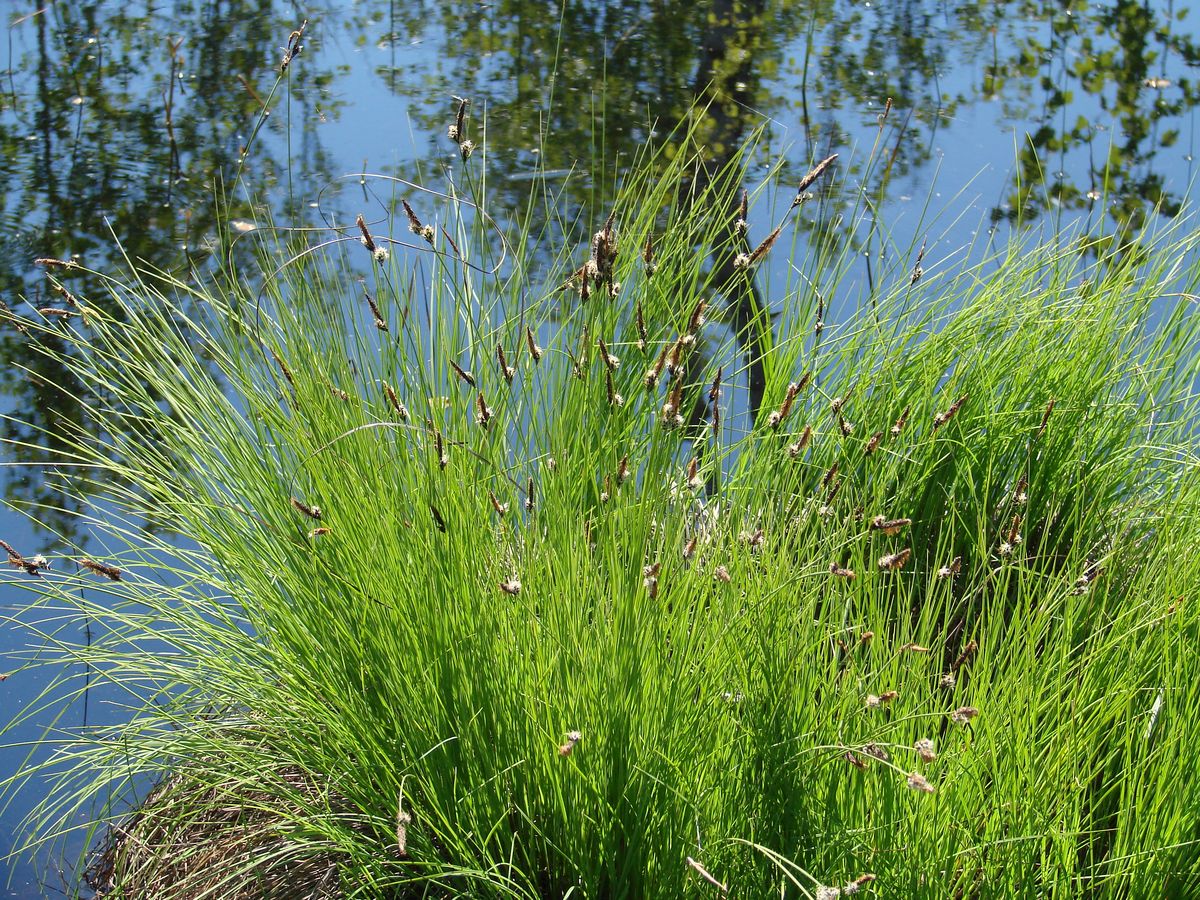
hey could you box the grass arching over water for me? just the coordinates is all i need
[3,109,1200,898]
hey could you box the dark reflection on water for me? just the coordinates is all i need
[0,0,1198,892]
[2,0,1198,542]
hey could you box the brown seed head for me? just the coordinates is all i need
[906,771,936,794]
[844,873,877,895]
[830,563,856,580]
[290,497,322,521]
[787,425,813,459]
[488,490,508,517]
[821,462,839,489]
[616,454,631,485]
[748,221,785,266]
[1006,514,1023,546]
[449,97,468,143]
[665,338,684,377]
[496,344,514,384]
[950,706,979,726]
[642,234,657,278]
[937,556,962,579]
[952,639,978,673]
[933,394,968,430]
[878,548,912,571]
[449,359,476,388]
[356,213,377,253]
[558,730,582,757]
[865,691,898,709]
[525,326,543,363]
[434,430,448,470]
[364,289,388,331]
[280,19,307,72]
[769,381,802,430]
[910,237,928,285]
[824,476,842,505]
[880,97,893,125]
[269,348,295,388]
[740,528,765,551]
[382,382,403,417]
[661,378,684,429]
[870,515,911,536]
[863,742,889,761]
[605,369,624,408]
[709,367,723,404]
[635,302,648,352]
[1037,396,1056,440]
[645,343,669,390]
[476,392,493,429]
[401,198,425,236]
[79,557,122,581]
[598,337,620,370]
[793,153,839,204]
[1012,474,1029,505]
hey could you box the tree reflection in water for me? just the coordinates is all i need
[2,0,1196,544]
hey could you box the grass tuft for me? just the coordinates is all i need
[3,101,1200,898]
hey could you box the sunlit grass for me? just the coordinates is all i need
[3,100,1200,898]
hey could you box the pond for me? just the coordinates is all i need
[1,1,1198,894]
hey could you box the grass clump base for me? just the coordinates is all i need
[4,115,1200,898]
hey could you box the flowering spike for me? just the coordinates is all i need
[448,96,468,142]
[791,153,839,207]
[525,326,543,363]
[642,234,657,278]
[488,490,508,517]
[290,497,322,521]
[364,288,388,331]
[449,359,476,388]
[933,394,968,430]
[1036,396,1055,440]
[768,381,801,430]
[476,392,493,429]
[496,343,515,384]
[79,557,122,581]
[878,548,911,571]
